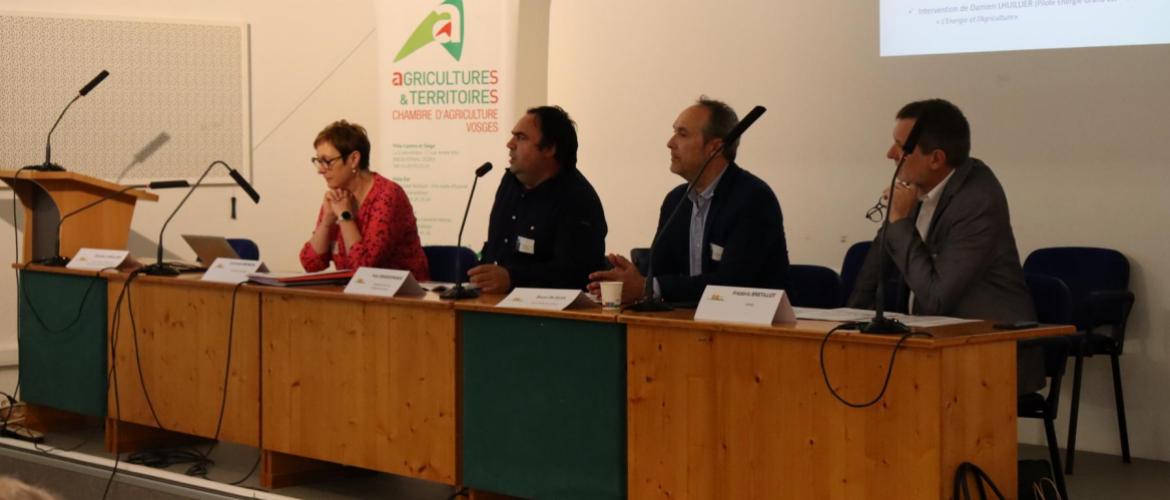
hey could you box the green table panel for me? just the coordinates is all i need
[17,270,108,417]
[461,311,626,500]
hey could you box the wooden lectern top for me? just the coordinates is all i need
[0,169,159,201]
[2,169,160,262]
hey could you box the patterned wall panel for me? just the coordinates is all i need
[0,13,250,183]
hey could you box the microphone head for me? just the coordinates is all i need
[79,70,110,97]
[722,105,767,146]
[901,119,925,156]
[475,162,493,177]
[227,167,261,204]
[148,180,191,189]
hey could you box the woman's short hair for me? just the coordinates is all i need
[314,120,371,170]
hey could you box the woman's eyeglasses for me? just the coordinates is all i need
[311,155,344,168]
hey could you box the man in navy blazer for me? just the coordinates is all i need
[589,97,789,304]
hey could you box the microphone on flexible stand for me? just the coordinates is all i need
[33,180,191,267]
[628,105,767,312]
[141,161,260,276]
[441,162,493,300]
[26,70,110,172]
[859,115,929,334]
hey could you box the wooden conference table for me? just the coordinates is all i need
[16,265,1071,499]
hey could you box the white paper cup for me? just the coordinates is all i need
[600,281,623,308]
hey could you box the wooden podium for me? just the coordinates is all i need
[1,169,157,262]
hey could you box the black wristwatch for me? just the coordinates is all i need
[339,210,354,222]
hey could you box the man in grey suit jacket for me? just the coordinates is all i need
[849,98,1042,393]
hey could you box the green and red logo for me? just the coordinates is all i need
[394,0,464,63]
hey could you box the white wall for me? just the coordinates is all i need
[547,0,1170,460]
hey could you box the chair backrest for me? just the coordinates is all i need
[423,245,478,283]
[226,238,260,261]
[839,241,871,304]
[1023,247,1129,306]
[630,247,651,276]
[1025,273,1073,325]
[838,241,905,311]
[1023,247,1131,332]
[787,265,843,309]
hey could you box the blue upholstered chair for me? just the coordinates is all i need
[786,264,843,309]
[839,241,905,312]
[226,238,260,261]
[839,241,871,305]
[1023,247,1135,473]
[423,245,478,283]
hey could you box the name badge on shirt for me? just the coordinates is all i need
[710,243,724,262]
[517,236,536,255]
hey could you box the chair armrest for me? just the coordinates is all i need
[1084,289,1135,345]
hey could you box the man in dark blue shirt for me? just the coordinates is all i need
[588,97,789,304]
[469,106,608,293]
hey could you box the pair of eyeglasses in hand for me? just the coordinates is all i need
[865,196,886,223]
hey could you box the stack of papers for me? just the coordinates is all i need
[247,269,355,287]
[792,307,980,328]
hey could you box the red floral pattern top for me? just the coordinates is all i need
[300,173,430,281]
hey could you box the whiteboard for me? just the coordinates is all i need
[0,12,251,184]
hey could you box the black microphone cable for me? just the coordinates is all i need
[123,274,214,478]
[5,167,37,420]
[819,321,933,408]
[101,267,142,500]
[100,269,213,496]
[123,278,261,483]
[17,263,108,334]
[203,281,264,486]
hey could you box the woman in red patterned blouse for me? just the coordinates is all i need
[300,120,430,280]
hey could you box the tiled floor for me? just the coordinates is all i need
[3,430,1168,499]
[1020,443,1170,499]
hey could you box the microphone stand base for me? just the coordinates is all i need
[440,284,480,300]
[31,256,70,267]
[626,296,673,312]
[24,163,66,172]
[859,315,911,334]
[141,263,182,276]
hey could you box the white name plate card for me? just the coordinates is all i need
[497,288,596,311]
[202,258,268,284]
[343,267,426,298]
[694,285,796,326]
[66,248,131,271]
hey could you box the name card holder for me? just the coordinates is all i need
[66,248,131,271]
[694,285,796,326]
[202,258,268,284]
[497,288,597,311]
[343,267,426,298]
